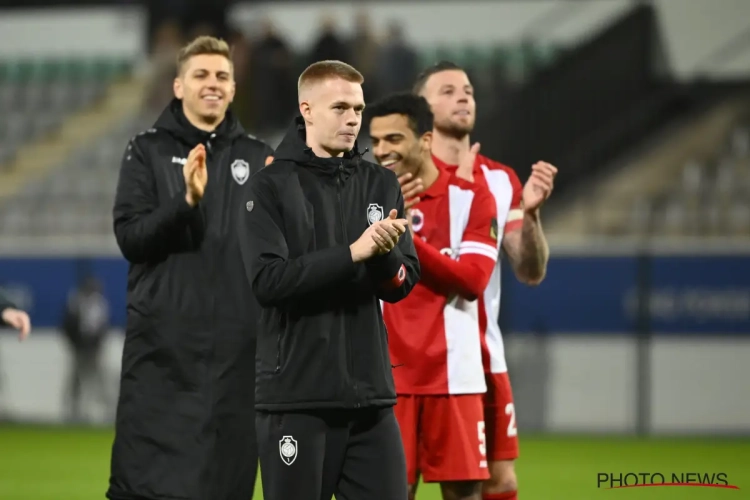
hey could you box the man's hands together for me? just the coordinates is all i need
[184,144,208,207]
[350,210,409,263]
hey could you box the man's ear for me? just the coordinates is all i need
[173,77,183,99]
[299,101,312,123]
[420,131,433,153]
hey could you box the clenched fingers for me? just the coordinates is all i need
[384,218,409,235]
[372,232,395,251]
[375,223,401,243]
[529,171,554,192]
[531,161,558,178]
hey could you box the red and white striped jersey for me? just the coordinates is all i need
[384,169,498,395]
[433,154,523,374]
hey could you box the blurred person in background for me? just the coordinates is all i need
[415,61,557,500]
[368,93,499,500]
[109,35,273,500]
[61,275,112,424]
[0,292,30,420]
[226,28,253,128]
[350,9,382,101]
[0,292,31,341]
[309,14,351,65]
[248,17,296,133]
[378,21,418,95]
[142,20,184,119]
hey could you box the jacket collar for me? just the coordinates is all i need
[153,98,245,147]
[273,116,367,177]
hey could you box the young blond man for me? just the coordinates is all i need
[109,36,273,500]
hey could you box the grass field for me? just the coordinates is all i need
[0,425,747,499]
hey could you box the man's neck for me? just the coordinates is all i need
[308,143,344,158]
[430,129,471,165]
[183,105,221,132]
[417,157,441,191]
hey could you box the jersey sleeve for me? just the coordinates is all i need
[415,185,499,301]
[505,167,523,233]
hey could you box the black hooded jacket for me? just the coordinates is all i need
[109,99,272,500]
[238,117,420,411]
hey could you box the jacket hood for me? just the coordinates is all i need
[154,98,245,146]
[273,116,366,173]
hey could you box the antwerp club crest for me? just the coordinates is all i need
[279,435,298,465]
[231,159,250,185]
[367,203,384,225]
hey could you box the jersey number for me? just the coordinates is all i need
[477,421,486,457]
[506,403,518,437]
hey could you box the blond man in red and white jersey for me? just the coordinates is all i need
[414,61,557,500]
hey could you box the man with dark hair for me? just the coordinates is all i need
[109,36,273,500]
[412,60,464,95]
[368,92,499,500]
[415,61,558,500]
[239,61,420,500]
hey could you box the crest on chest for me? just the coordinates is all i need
[367,203,384,225]
[231,159,250,185]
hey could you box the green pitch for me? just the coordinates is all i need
[0,425,747,499]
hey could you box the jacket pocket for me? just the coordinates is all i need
[275,313,286,373]
[257,311,283,375]
[275,331,282,373]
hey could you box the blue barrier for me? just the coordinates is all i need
[1,255,748,334]
[503,255,750,334]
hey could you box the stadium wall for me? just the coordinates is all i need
[2,330,748,434]
[0,246,748,434]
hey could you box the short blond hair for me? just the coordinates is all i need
[176,36,232,75]
[298,60,364,94]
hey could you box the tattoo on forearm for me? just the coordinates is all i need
[516,213,549,282]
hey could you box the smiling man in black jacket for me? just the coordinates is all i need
[239,60,420,500]
[109,36,272,500]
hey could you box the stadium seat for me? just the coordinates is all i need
[0,56,135,237]
[624,121,750,238]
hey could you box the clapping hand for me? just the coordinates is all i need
[371,209,408,254]
[522,161,557,212]
[455,143,480,182]
[184,144,208,206]
[350,210,409,262]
